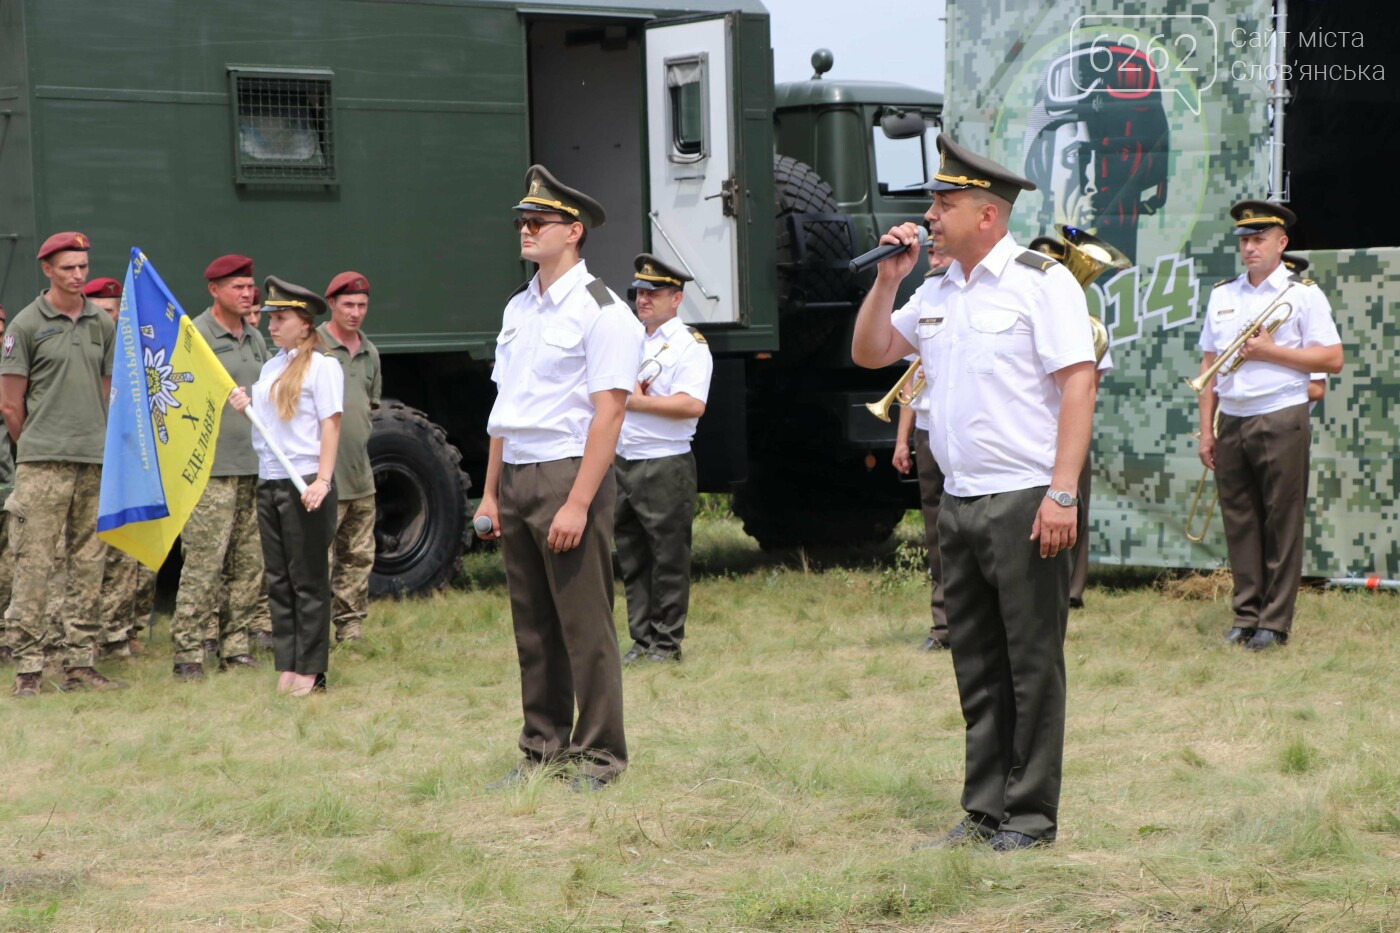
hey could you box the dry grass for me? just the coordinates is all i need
[1160,567,1236,602]
[2,511,1399,931]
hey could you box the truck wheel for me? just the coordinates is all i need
[773,154,854,357]
[368,401,471,597]
[731,470,904,552]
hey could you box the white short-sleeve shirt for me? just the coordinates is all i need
[1197,263,1340,417]
[487,259,645,464]
[890,234,1096,496]
[616,315,713,459]
[250,347,345,480]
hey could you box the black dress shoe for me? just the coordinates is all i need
[919,635,950,652]
[913,817,995,850]
[486,767,533,790]
[1224,626,1256,645]
[646,647,681,662]
[989,830,1051,852]
[621,644,646,665]
[1245,628,1288,651]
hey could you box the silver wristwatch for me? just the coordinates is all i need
[1045,489,1078,507]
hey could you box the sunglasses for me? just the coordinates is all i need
[513,216,575,235]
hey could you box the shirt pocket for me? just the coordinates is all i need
[539,326,585,380]
[965,308,1018,374]
[915,317,948,384]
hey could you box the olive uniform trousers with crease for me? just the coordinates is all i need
[1069,451,1093,603]
[499,458,627,782]
[1214,403,1310,634]
[614,452,696,656]
[913,428,949,641]
[940,486,1070,841]
[257,477,337,675]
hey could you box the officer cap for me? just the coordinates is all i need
[513,164,606,230]
[37,231,91,261]
[630,253,692,291]
[1281,252,1309,273]
[325,271,371,298]
[205,254,255,280]
[1028,236,1066,262]
[926,135,1035,205]
[261,275,328,317]
[1230,199,1296,236]
[83,278,122,299]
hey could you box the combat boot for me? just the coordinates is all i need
[0,644,13,663]
[100,640,132,660]
[201,638,220,660]
[60,667,128,692]
[11,671,41,698]
[173,662,205,682]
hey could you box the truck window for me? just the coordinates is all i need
[229,69,336,185]
[666,56,707,162]
[872,121,938,197]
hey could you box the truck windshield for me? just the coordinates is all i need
[873,119,939,197]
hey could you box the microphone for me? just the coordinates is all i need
[473,515,494,536]
[848,227,929,273]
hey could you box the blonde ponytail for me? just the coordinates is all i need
[272,315,325,421]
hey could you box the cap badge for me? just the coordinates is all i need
[1241,208,1256,219]
[529,179,541,196]
[75,234,89,248]
[354,279,365,289]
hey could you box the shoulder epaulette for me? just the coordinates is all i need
[506,281,529,301]
[1288,272,1316,286]
[924,266,949,279]
[1014,250,1056,272]
[687,325,707,345]
[1212,277,1235,289]
[586,277,615,307]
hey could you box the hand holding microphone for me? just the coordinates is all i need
[849,225,929,275]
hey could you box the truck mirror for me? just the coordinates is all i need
[879,109,926,141]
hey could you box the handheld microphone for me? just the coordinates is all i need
[848,227,929,274]
[473,515,494,536]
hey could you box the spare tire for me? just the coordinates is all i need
[773,154,856,357]
[368,401,471,596]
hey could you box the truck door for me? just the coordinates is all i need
[644,14,745,326]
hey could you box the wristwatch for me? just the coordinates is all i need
[1045,489,1078,507]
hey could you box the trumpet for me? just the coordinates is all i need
[866,359,925,422]
[1185,409,1223,543]
[1183,284,1295,396]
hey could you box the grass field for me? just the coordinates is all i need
[3,511,1399,931]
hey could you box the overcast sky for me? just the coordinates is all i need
[761,0,947,92]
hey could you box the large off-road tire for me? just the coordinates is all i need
[368,400,471,597]
[773,156,856,363]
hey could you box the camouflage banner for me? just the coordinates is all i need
[945,0,1383,577]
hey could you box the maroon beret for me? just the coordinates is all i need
[325,271,371,298]
[204,254,255,281]
[37,231,91,261]
[83,278,122,299]
[250,287,263,308]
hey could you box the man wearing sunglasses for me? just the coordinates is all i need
[475,165,644,792]
[614,254,711,665]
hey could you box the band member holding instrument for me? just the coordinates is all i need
[853,137,1095,851]
[1195,200,1342,651]
[615,254,712,665]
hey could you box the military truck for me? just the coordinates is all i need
[0,0,942,593]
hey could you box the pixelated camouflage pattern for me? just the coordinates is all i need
[946,0,1380,577]
[170,475,266,663]
[330,494,375,641]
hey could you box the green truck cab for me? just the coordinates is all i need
[0,0,941,591]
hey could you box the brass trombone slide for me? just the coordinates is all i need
[865,359,925,422]
[1185,409,1223,543]
[1183,284,1295,396]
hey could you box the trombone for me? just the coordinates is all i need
[866,358,925,422]
[1185,409,1222,542]
[1183,285,1295,396]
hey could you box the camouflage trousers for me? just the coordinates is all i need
[330,494,375,641]
[0,512,12,644]
[44,542,151,646]
[5,462,105,674]
[171,475,267,664]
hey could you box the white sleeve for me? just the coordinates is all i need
[1034,266,1095,372]
[1300,286,1342,348]
[669,343,713,404]
[1198,286,1226,353]
[584,302,644,395]
[313,354,344,420]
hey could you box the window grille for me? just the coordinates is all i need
[229,69,336,185]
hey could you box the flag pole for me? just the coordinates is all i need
[244,409,309,495]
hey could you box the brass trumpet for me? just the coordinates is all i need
[1185,409,1223,542]
[866,359,925,422]
[1183,284,1295,396]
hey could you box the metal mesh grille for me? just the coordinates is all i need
[233,73,335,183]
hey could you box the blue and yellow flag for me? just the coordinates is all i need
[97,249,236,570]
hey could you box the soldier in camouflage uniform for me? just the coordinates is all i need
[1,232,124,697]
[318,272,380,643]
[169,255,269,680]
[0,302,13,665]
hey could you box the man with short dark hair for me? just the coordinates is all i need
[853,137,1096,850]
[475,165,643,791]
[169,255,269,680]
[615,254,712,665]
[1195,201,1343,650]
[318,271,381,643]
[1,232,123,696]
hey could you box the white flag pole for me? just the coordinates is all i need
[245,408,308,495]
